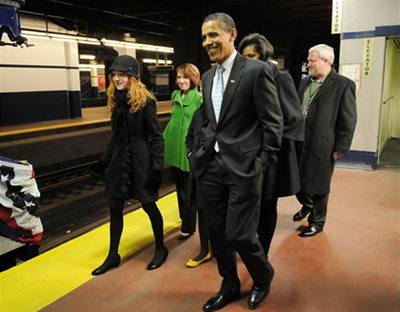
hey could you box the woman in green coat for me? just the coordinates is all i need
[164,63,202,240]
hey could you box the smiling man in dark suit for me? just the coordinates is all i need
[188,12,283,311]
[293,44,357,237]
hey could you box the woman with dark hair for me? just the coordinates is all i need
[91,55,168,275]
[164,63,202,241]
[238,33,304,255]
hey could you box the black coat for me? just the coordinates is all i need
[100,97,164,202]
[185,106,205,209]
[298,69,357,194]
[262,62,304,198]
[189,54,283,190]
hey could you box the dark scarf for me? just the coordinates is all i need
[111,90,130,141]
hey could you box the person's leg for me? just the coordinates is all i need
[225,170,273,309]
[186,180,211,266]
[171,166,186,225]
[225,178,272,289]
[92,198,124,275]
[308,193,329,229]
[293,192,313,221]
[298,193,329,237]
[172,167,193,237]
[257,197,278,255]
[142,202,168,270]
[199,156,240,293]
[107,198,124,257]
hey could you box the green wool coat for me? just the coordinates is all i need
[164,88,202,171]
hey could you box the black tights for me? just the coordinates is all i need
[107,198,165,258]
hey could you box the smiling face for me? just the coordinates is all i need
[111,71,130,90]
[176,70,191,93]
[201,19,236,64]
[242,44,261,60]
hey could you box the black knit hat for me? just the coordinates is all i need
[109,55,140,78]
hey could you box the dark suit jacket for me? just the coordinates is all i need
[298,69,357,194]
[189,53,283,188]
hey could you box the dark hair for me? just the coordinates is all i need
[176,63,201,89]
[202,12,236,31]
[238,33,275,61]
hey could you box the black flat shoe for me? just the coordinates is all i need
[91,254,121,276]
[146,247,168,270]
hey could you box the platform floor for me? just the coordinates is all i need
[380,138,400,167]
[0,101,171,138]
[1,168,399,312]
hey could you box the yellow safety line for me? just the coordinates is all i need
[0,192,180,312]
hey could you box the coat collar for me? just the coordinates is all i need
[300,68,338,105]
[172,88,199,106]
[309,68,337,105]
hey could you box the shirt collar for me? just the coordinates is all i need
[311,77,324,84]
[219,50,237,72]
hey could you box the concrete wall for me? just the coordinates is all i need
[341,0,400,32]
[338,0,400,165]
[0,16,82,125]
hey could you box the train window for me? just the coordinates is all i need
[78,44,117,108]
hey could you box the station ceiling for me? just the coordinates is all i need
[21,0,334,46]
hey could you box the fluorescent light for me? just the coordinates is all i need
[21,30,100,45]
[80,54,96,60]
[78,64,105,69]
[101,39,173,53]
[143,58,172,65]
[20,30,173,52]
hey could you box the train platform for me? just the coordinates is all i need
[1,167,399,312]
[0,102,171,141]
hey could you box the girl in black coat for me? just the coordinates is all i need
[92,55,168,275]
[239,34,304,255]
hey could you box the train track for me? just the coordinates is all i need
[36,162,174,252]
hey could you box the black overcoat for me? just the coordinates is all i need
[262,62,304,198]
[100,97,164,202]
[298,69,357,195]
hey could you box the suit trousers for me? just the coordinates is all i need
[297,192,329,228]
[198,153,272,291]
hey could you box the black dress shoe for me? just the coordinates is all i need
[202,291,241,312]
[91,254,121,276]
[298,225,323,237]
[146,247,168,270]
[248,285,270,310]
[293,206,311,221]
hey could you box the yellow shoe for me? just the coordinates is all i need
[186,252,212,268]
